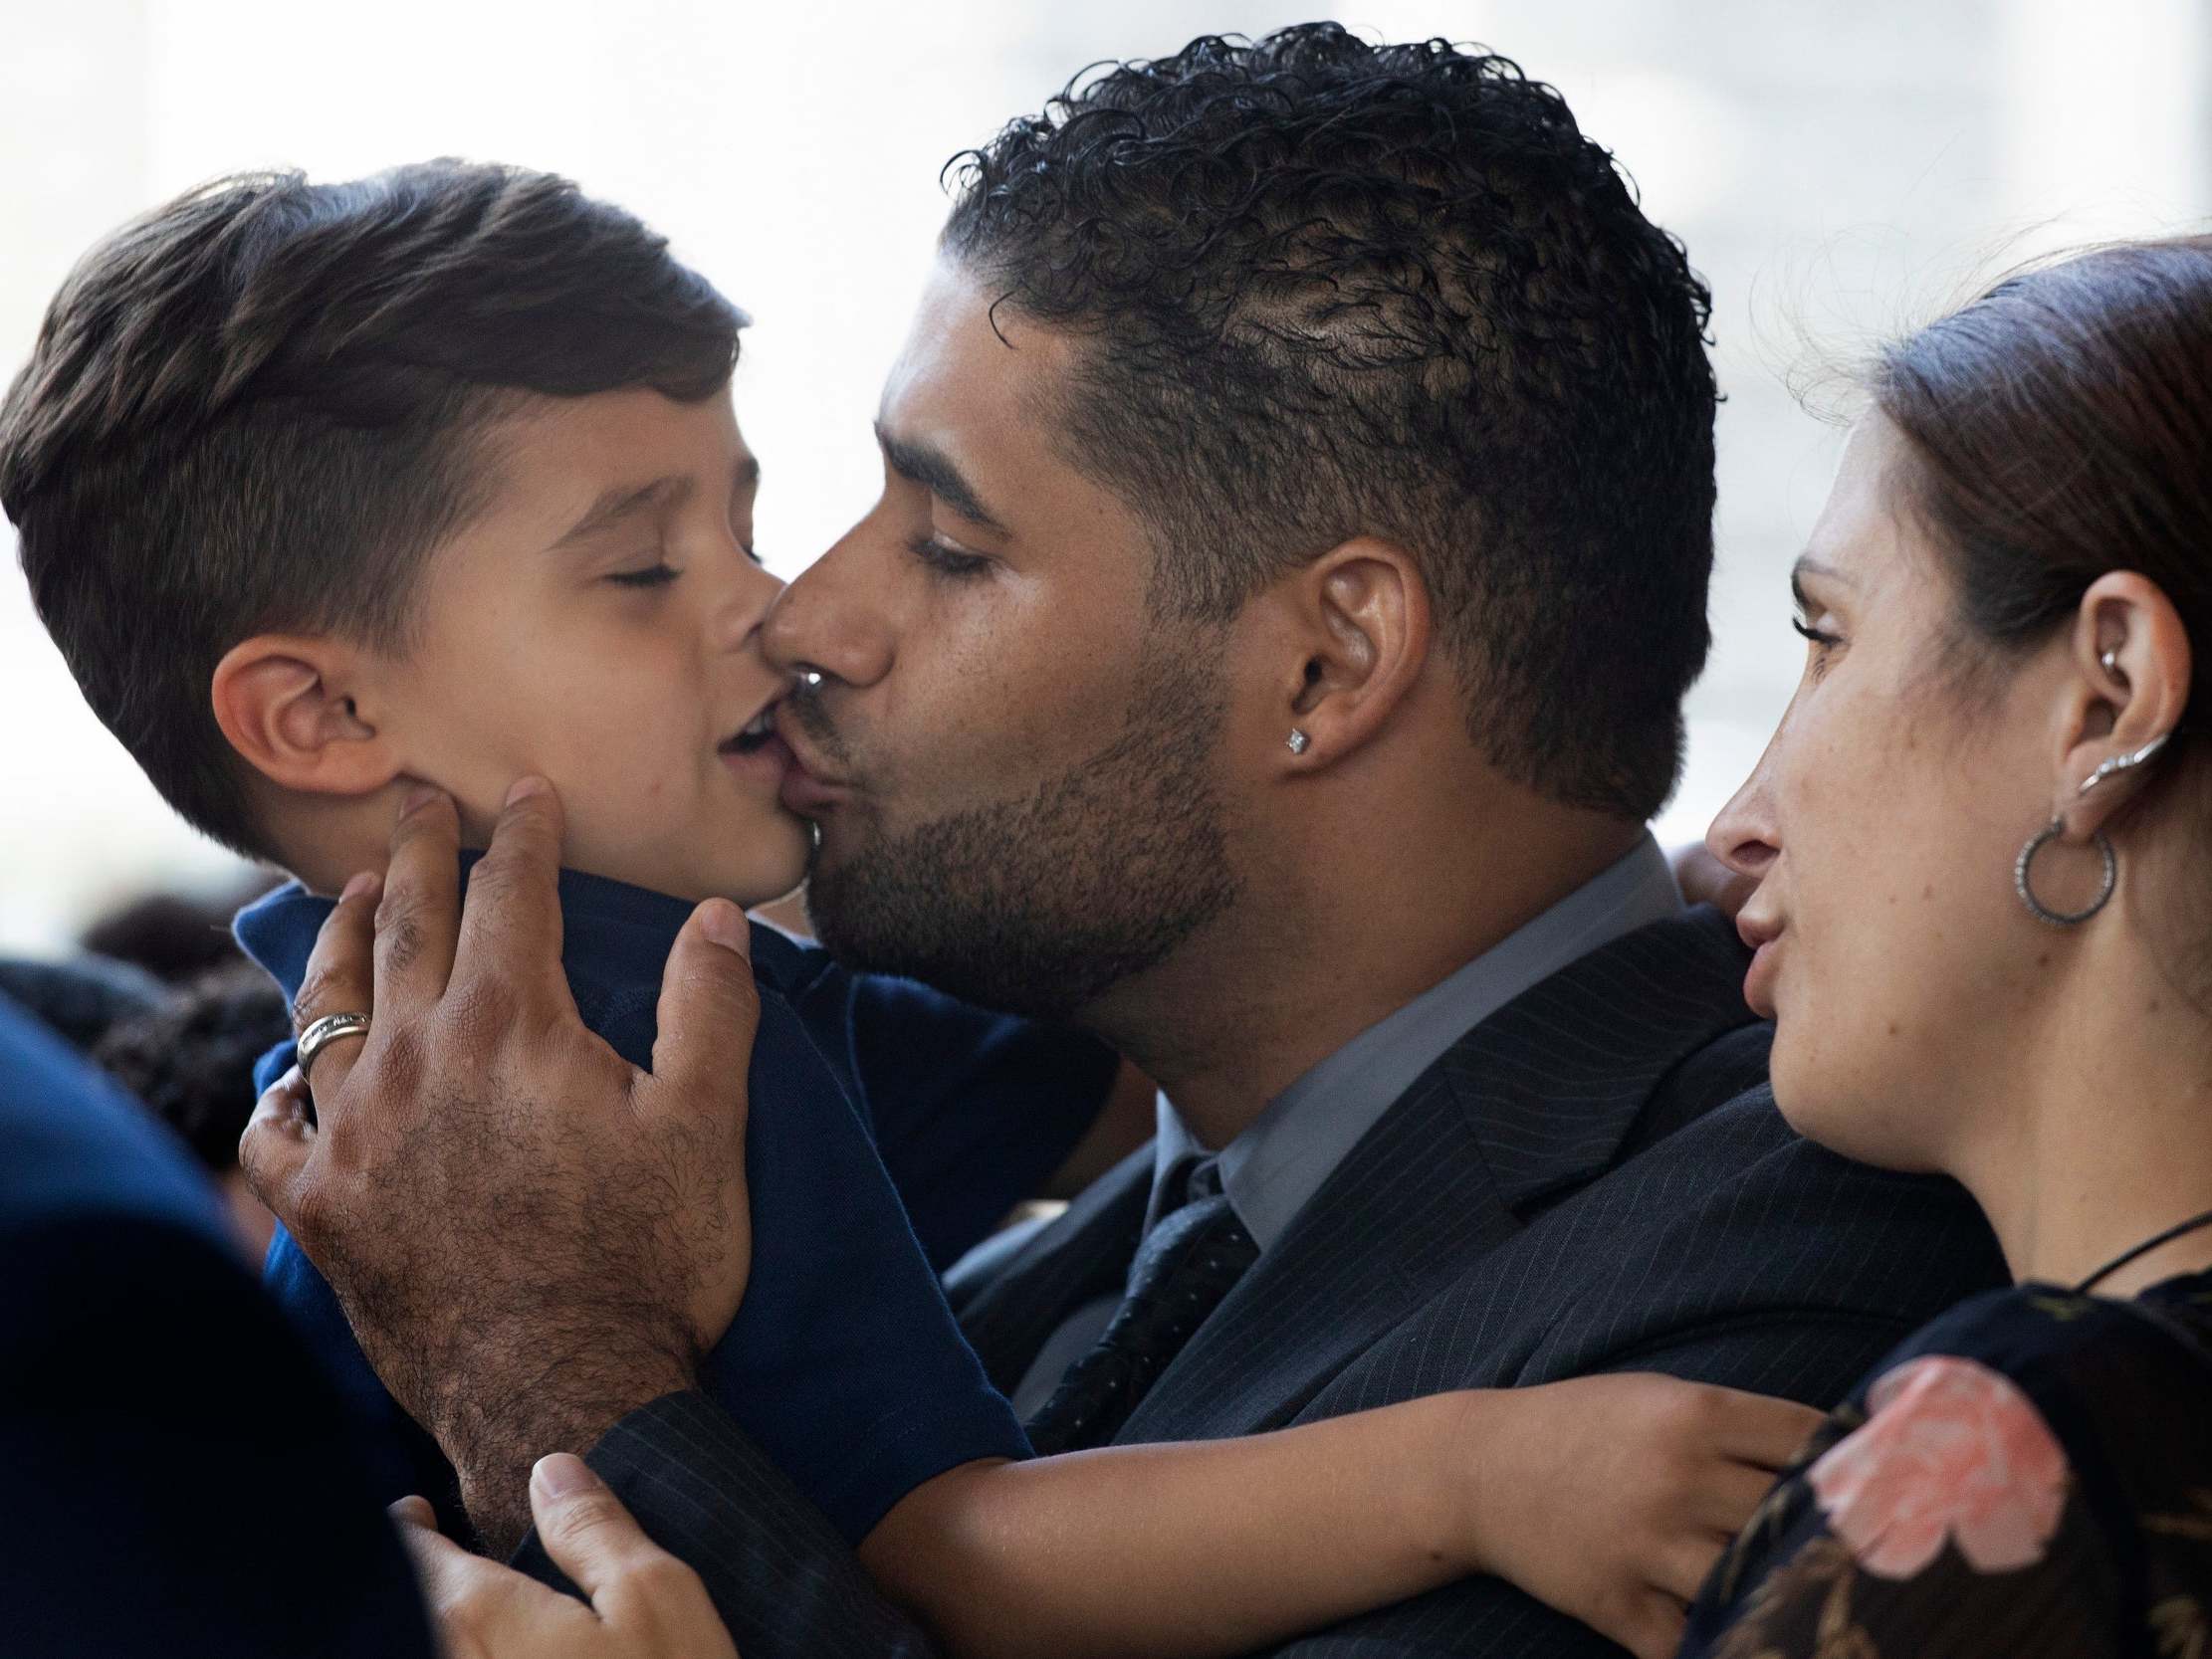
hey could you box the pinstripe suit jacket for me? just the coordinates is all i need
[565,906,2007,1657]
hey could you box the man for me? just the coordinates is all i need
[246,27,2007,1657]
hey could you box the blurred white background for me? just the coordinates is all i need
[2,0,2207,950]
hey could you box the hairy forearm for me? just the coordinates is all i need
[860,1393,1482,1659]
[435,1327,696,1556]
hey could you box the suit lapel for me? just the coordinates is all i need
[948,1143,1150,1394]
[1119,906,1758,1441]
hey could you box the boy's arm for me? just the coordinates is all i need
[859,1375,1820,1659]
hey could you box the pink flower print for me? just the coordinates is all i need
[1806,1353,2070,1578]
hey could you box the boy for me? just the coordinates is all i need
[1,162,1814,1659]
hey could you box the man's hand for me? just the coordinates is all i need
[399,1453,739,1659]
[241,779,763,1554]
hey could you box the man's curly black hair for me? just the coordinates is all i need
[942,24,1718,818]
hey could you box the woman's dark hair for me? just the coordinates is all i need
[1873,235,2212,729]
[942,25,1719,821]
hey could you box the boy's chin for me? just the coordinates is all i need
[698,829,813,911]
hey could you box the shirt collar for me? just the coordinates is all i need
[233,854,816,1006]
[1150,832,1683,1250]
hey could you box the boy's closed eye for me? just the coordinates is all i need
[608,561,684,589]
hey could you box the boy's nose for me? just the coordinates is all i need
[711,555,786,652]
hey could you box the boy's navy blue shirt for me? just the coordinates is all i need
[236,860,1117,1547]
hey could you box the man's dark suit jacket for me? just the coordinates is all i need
[0,992,433,1659]
[561,908,2009,1657]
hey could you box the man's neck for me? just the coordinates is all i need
[1089,811,1649,1152]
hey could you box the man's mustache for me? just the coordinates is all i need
[780,676,851,765]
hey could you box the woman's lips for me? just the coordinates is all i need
[1743,937,1780,1019]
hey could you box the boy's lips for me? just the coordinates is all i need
[719,729,793,789]
[717,691,795,790]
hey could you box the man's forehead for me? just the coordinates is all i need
[878,260,1069,438]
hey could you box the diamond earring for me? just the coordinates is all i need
[2079,733,2169,797]
[1286,728,1310,755]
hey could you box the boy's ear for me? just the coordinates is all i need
[211,634,404,799]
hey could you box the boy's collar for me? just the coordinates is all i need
[234,856,816,1004]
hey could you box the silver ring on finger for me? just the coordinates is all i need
[297,1011,372,1083]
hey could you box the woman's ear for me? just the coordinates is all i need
[210,634,404,799]
[2058,571,2191,837]
[1275,536,1433,768]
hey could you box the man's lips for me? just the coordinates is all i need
[772,706,850,815]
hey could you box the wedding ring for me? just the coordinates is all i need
[297,1011,372,1083]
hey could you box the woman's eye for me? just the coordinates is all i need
[908,535,992,580]
[1792,615,1844,680]
[608,562,682,590]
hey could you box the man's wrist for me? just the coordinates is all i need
[434,1341,699,1555]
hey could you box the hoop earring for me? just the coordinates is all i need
[2014,819,2117,926]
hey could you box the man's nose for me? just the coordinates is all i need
[761,538,895,689]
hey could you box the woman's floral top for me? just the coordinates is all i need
[1680,1267,2212,1658]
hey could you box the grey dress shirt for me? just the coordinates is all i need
[1007,833,1684,1418]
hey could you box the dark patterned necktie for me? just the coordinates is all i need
[1024,1158,1258,1455]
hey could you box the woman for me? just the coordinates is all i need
[1682,234,2212,1655]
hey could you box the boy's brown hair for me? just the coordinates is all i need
[0,161,745,858]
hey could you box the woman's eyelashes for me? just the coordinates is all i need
[1792,613,1844,681]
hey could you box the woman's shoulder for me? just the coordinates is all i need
[1825,1271,2212,1547]
[1685,1270,2212,1658]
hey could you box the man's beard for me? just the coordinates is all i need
[797,646,1241,1021]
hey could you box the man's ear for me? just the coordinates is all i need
[2057,570,2192,837]
[1274,536,1433,767]
[210,634,405,799]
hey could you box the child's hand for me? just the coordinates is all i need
[1446,1374,1821,1659]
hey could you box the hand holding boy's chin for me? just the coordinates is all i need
[241,778,764,1557]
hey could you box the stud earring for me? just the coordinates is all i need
[1286,728,1310,755]
[2101,647,2123,680]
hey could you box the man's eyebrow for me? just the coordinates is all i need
[873,422,1008,535]
[550,475,695,549]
